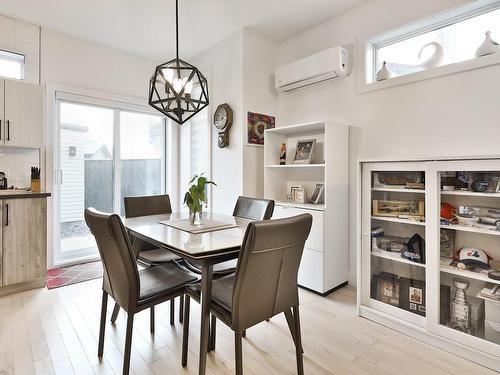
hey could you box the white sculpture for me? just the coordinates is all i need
[476,31,499,57]
[417,41,444,69]
[376,61,393,81]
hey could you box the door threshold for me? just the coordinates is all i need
[52,255,100,269]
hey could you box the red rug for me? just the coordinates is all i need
[46,261,103,289]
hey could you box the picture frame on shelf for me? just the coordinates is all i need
[309,183,325,204]
[292,187,305,204]
[293,139,316,164]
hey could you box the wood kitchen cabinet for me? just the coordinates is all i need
[1,197,47,287]
[0,79,43,148]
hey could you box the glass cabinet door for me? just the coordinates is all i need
[435,161,500,353]
[362,163,428,325]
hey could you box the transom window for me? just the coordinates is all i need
[367,1,500,83]
[0,50,25,80]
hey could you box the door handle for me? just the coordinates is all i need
[0,119,2,141]
[6,120,10,141]
[5,203,8,226]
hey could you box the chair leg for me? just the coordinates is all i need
[284,309,299,350]
[292,306,304,375]
[170,299,175,325]
[182,295,191,367]
[98,291,108,358]
[242,330,246,338]
[179,295,184,323]
[123,313,134,375]
[150,307,155,333]
[209,315,216,352]
[266,319,270,322]
[235,331,243,375]
[111,302,120,324]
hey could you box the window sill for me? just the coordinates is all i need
[357,52,500,94]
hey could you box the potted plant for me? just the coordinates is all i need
[183,174,216,225]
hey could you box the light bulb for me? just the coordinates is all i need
[185,79,193,95]
[161,68,174,83]
[172,77,184,93]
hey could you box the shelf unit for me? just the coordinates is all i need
[359,158,500,372]
[264,121,349,295]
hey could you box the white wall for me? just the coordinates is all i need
[242,30,279,198]
[189,31,244,215]
[276,0,500,285]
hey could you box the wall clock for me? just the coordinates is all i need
[214,103,233,148]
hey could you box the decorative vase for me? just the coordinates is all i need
[189,209,203,226]
[376,61,393,81]
[476,31,499,57]
[417,41,444,69]
[449,279,472,333]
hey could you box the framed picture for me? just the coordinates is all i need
[247,111,275,146]
[292,188,305,204]
[293,139,316,164]
[374,272,400,307]
[309,183,325,204]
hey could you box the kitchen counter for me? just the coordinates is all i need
[0,191,51,199]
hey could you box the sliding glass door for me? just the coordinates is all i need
[54,99,166,264]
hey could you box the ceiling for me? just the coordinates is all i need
[0,0,368,61]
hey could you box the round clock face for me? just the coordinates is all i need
[214,107,228,130]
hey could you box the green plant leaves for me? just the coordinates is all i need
[184,174,216,213]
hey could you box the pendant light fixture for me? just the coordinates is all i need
[149,0,209,125]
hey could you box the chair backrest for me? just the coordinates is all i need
[85,208,140,312]
[232,196,275,221]
[231,214,312,331]
[124,194,172,218]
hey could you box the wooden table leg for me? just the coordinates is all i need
[198,264,213,375]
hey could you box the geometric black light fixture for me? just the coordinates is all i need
[149,0,209,125]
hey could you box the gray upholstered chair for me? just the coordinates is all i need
[111,194,184,326]
[85,208,197,375]
[181,214,312,375]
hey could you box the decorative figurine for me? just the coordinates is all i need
[476,31,499,57]
[376,61,393,81]
[449,279,472,334]
[279,143,286,165]
[417,41,444,69]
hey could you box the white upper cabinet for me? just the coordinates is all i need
[2,79,43,148]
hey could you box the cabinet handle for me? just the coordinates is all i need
[0,119,2,140]
[5,203,8,226]
[6,120,10,141]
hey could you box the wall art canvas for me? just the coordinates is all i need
[247,111,275,146]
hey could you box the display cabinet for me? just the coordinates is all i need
[359,159,500,371]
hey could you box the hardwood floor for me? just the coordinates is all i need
[0,279,496,375]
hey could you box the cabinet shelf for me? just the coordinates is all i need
[275,201,325,211]
[371,216,426,226]
[265,164,325,169]
[440,258,500,286]
[441,224,500,237]
[441,190,500,198]
[372,187,425,194]
[371,251,426,268]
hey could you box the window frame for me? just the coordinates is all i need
[360,0,500,92]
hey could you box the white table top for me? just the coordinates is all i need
[123,212,251,259]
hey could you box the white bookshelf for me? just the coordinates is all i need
[264,121,349,294]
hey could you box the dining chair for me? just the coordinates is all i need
[111,194,184,327]
[181,213,312,375]
[85,208,197,375]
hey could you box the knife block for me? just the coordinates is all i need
[31,179,41,193]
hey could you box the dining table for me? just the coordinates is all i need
[123,211,251,375]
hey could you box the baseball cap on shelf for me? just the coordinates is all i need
[455,247,491,269]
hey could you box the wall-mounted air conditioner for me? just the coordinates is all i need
[275,46,350,93]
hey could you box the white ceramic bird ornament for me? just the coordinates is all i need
[376,61,393,81]
[417,41,444,69]
[476,31,499,57]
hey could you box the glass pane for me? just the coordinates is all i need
[370,171,427,318]
[120,111,165,214]
[0,50,25,80]
[376,8,500,78]
[58,101,114,260]
[440,169,500,343]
